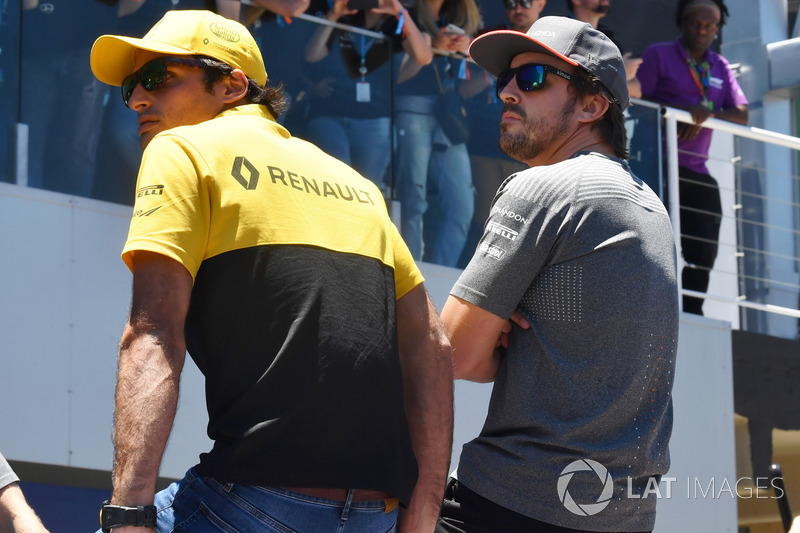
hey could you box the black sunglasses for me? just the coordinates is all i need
[495,63,572,98]
[121,56,212,107]
[503,0,532,8]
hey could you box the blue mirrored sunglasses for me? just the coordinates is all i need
[495,63,572,98]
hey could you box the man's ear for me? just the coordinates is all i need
[221,69,250,103]
[576,92,610,124]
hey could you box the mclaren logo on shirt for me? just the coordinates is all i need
[479,242,506,260]
[487,221,518,241]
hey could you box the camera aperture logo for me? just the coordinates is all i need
[558,460,614,516]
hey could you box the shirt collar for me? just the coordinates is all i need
[217,103,276,123]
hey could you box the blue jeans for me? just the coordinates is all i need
[99,468,398,533]
[394,96,474,267]
[306,115,392,199]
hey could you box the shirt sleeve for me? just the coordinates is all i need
[0,452,19,490]
[452,175,571,319]
[121,134,211,280]
[721,57,749,108]
[391,221,424,299]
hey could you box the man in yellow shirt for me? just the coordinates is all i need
[90,10,452,533]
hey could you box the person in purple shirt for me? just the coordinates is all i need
[632,0,748,315]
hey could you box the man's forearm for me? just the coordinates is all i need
[713,105,748,125]
[397,288,454,532]
[0,483,48,533]
[112,328,184,505]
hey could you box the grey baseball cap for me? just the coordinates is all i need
[469,16,629,109]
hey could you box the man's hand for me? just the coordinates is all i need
[677,104,713,140]
[498,310,530,350]
[327,0,355,19]
[433,28,470,55]
[678,121,703,141]
[373,0,405,16]
[688,103,713,125]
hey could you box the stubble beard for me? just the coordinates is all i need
[498,99,576,163]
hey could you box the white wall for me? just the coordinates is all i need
[0,183,737,529]
[652,315,738,533]
[704,131,741,329]
[0,182,211,478]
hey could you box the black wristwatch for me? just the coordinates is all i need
[100,500,157,532]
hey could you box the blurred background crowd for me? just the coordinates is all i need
[0,0,736,268]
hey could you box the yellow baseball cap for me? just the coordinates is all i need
[90,10,268,87]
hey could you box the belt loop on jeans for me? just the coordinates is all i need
[340,489,355,524]
[223,483,234,493]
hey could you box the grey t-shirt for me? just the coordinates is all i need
[453,152,679,532]
[0,452,19,490]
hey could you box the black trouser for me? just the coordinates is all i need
[435,478,652,533]
[679,166,722,315]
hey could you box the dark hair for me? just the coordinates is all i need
[571,68,629,159]
[565,0,574,13]
[675,0,728,27]
[198,56,289,120]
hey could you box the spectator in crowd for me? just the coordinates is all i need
[634,0,748,315]
[90,9,453,532]
[503,0,546,33]
[566,0,640,81]
[0,452,49,533]
[393,0,481,267]
[565,0,608,32]
[457,0,544,265]
[303,0,431,198]
[437,16,678,532]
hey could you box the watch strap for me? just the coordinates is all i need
[100,500,157,532]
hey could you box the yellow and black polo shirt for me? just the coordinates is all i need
[123,104,423,505]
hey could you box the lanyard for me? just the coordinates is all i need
[357,34,375,78]
[686,57,713,110]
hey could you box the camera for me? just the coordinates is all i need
[347,0,379,10]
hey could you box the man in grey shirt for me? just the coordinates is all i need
[437,16,678,533]
[0,452,48,532]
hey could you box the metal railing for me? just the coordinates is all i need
[654,102,800,328]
